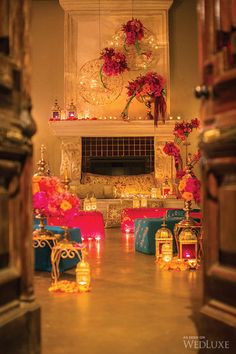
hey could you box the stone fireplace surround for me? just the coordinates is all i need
[49,119,176,184]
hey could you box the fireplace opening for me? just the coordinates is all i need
[82,137,154,176]
[89,157,150,176]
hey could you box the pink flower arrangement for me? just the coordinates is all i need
[33,176,80,222]
[100,47,128,77]
[121,72,166,126]
[173,118,200,142]
[122,18,144,50]
[178,174,201,204]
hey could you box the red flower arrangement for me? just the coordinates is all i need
[100,47,128,88]
[122,18,144,52]
[33,176,80,223]
[173,118,200,142]
[121,71,166,126]
[100,47,128,77]
[163,142,183,171]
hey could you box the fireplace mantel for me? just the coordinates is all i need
[49,120,175,140]
[49,120,175,182]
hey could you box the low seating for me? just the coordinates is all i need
[121,207,169,233]
[34,226,82,272]
[48,210,105,241]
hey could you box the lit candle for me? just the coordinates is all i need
[64,167,68,180]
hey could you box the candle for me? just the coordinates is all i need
[182,245,196,259]
[64,167,68,180]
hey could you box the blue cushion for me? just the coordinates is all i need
[34,225,82,272]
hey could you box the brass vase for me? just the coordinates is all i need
[178,200,197,227]
[33,214,54,237]
[136,95,154,120]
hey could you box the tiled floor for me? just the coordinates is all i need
[34,228,203,354]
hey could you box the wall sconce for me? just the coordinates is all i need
[178,228,198,261]
[155,218,173,261]
[76,258,91,292]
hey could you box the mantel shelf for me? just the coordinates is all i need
[48,120,176,139]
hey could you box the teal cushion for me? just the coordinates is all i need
[34,225,82,272]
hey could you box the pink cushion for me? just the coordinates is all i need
[121,208,170,233]
[48,211,105,241]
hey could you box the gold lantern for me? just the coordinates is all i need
[90,194,97,210]
[83,195,91,211]
[178,228,198,261]
[67,99,77,119]
[76,259,91,292]
[161,176,172,197]
[155,219,173,261]
[51,98,61,120]
[161,243,173,263]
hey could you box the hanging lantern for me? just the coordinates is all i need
[161,243,173,263]
[83,195,91,211]
[155,219,173,261]
[67,100,77,119]
[76,259,91,292]
[51,99,61,120]
[90,194,97,210]
[178,228,198,261]
[161,176,172,197]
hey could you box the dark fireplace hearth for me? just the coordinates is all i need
[89,156,150,176]
[82,137,154,176]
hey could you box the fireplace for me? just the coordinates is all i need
[82,137,154,176]
[88,156,151,176]
[50,119,175,182]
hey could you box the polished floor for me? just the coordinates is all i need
[34,228,203,354]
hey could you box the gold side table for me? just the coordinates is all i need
[33,234,58,250]
[174,223,203,260]
[50,241,87,283]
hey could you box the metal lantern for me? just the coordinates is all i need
[90,194,97,210]
[161,243,173,263]
[155,219,173,261]
[161,176,172,197]
[76,259,91,292]
[67,99,77,119]
[51,99,61,120]
[178,228,198,261]
[83,195,91,211]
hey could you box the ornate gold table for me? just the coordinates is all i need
[33,234,58,250]
[50,241,87,283]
